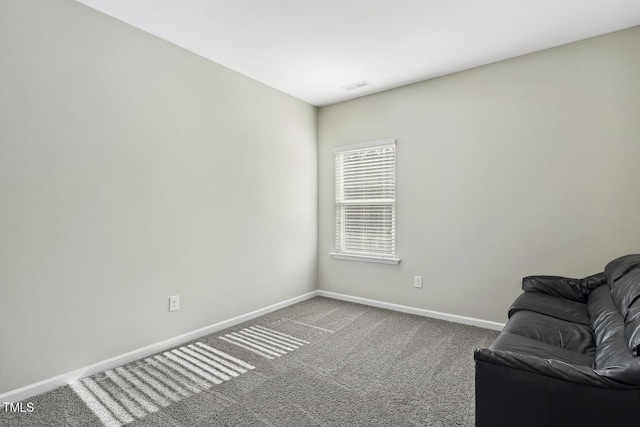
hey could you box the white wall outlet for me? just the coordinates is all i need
[414,276,423,288]
[169,295,180,312]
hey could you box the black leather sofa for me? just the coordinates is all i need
[474,254,640,427]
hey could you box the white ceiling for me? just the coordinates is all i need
[75,0,640,107]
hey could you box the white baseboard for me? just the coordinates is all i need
[318,290,505,331]
[0,290,319,403]
[1,289,502,402]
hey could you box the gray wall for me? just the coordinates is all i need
[319,26,640,323]
[0,0,317,394]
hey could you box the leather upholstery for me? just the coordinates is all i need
[475,255,640,427]
[502,310,596,357]
[522,272,606,303]
[604,254,640,287]
[611,269,640,318]
[625,298,640,356]
[508,291,590,325]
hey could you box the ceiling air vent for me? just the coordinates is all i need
[342,80,371,91]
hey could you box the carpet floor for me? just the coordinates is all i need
[1,297,499,426]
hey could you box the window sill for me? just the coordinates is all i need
[329,252,401,265]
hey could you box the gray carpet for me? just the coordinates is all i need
[0,297,499,426]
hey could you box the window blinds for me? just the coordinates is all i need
[334,140,396,258]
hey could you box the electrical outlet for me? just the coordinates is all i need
[414,276,423,289]
[169,295,180,312]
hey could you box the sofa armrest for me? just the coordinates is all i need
[521,272,606,303]
[474,347,622,389]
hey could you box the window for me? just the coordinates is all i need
[331,139,399,264]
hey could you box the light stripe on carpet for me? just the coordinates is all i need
[219,325,308,359]
[69,342,254,427]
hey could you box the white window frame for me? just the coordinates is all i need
[330,139,400,265]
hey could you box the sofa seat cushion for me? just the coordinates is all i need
[490,331,594,367]
[508,292,590,325]
[503,311,596,357]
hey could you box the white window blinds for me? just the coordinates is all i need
[334,139,396,261]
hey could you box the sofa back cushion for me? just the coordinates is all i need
[603,255,640,357]
[604,254,640,288]
[610,269,640,319]
[625,299,640,356]
[588,284,640,383]
[588,285,630,369]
